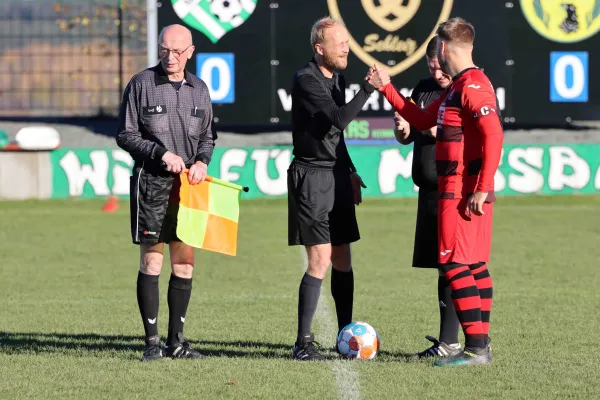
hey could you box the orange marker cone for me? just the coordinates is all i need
[102,195,119,212]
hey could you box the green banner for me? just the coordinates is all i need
[50,144,600,199]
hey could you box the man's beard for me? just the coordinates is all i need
[324,53,347,71]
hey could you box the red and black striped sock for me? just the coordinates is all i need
[442,263,485,349]
[470,263,493,342]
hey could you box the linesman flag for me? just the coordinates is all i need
[177,173,248,256]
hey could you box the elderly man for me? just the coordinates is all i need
[116,24,217,361]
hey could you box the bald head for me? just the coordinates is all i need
[158,24,195,79]
[159,24,193,48]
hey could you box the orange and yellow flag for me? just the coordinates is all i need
[176,174,246,256]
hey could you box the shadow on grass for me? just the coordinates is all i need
[0,331,293,359]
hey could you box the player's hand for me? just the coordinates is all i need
[466,191,488,217]
[188,161,207,184]
[393,112,410,142]
[161,151,186,174]
[350,172,367,205]
[423,126,437,138]
[365,67,375,82]
[368,64,390,89]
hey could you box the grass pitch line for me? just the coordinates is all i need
[300,250,361,400]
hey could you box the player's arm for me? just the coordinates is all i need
[116,81,169,161]
[379,82,442,131]
[297,74,374,131]
[463,82,504,194]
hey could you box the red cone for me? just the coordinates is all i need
[102,196,119,212]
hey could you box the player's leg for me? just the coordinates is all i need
[138,243,165,361]
[329,170,360,334]
[470,201,494,351]
[412,189,461,358]
[288,162,334,360]
[162,241,204,358]
[331,244,353,333]
[434,199,488,366]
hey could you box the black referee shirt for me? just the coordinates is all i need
[406,77,444,190]
[116,64,217,169]
[291,58,375,171]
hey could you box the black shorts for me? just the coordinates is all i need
[129,164,182,245]
[412,187,439,269]
[287,160,360,246]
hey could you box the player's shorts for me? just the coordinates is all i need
[412,187,439,269]
[438,198,494,265]
[287,159,360,247]
[129,164,182,245]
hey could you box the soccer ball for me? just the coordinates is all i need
[336,321,380,360]
[209,0,243,24]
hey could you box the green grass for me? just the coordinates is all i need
[1,195,599,399]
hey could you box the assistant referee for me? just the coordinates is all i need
[393,36,462,360]
[287,17,386,361]
[116,24,216,361]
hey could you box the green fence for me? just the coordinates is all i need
[49,145,600,199]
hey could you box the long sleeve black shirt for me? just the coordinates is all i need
[116,64,217,170]
[291,59,374,171]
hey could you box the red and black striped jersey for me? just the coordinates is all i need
[380,68,504,201]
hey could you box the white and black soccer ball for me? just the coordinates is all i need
[209,0,243,24]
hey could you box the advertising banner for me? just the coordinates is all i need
[50,144,600,199]
[157,0,600,128]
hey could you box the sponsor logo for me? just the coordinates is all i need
[170,0,257,43]
[521,0,600,43]
[327,0,454,76]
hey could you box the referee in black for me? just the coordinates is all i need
[116,24,216,361]
[393,36,462,359]
[287,17,385,361]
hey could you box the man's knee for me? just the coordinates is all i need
[172,262,194,279]
[305,244,332,278]
[140,243,164,275]
[331,244,352,272]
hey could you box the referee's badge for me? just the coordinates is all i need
[142,105,167,115]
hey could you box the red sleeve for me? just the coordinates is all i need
[462,80,504,192]
[380,83,440,131]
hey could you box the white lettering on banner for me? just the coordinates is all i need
[112,149,134,195]
[221,148,248,183]
[595,165,600,190]
[59,150,110,196]
[507,147,544,193]
[277,89,292,112]
[276,86,506,112]
[494,149,506,192]
[548,147,590,190]
[250,149,291,196]
[378,149,412,194]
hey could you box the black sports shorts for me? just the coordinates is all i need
[412,187,439,268]
[129,164,181,245]
[287,159,360,247]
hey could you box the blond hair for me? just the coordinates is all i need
[310,17,342,53]
[436,17,475,45]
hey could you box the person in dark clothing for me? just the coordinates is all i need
[288,17,385,361]
[116,24,216,362]
[393,36,462,359]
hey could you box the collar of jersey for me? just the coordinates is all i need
[152,63,195,87]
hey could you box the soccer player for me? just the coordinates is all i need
[370,18,501,366]
[394,36,463,359]
[116,24,216,361]
[288,17,384,361]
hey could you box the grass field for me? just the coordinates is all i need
[1,195,599,399]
